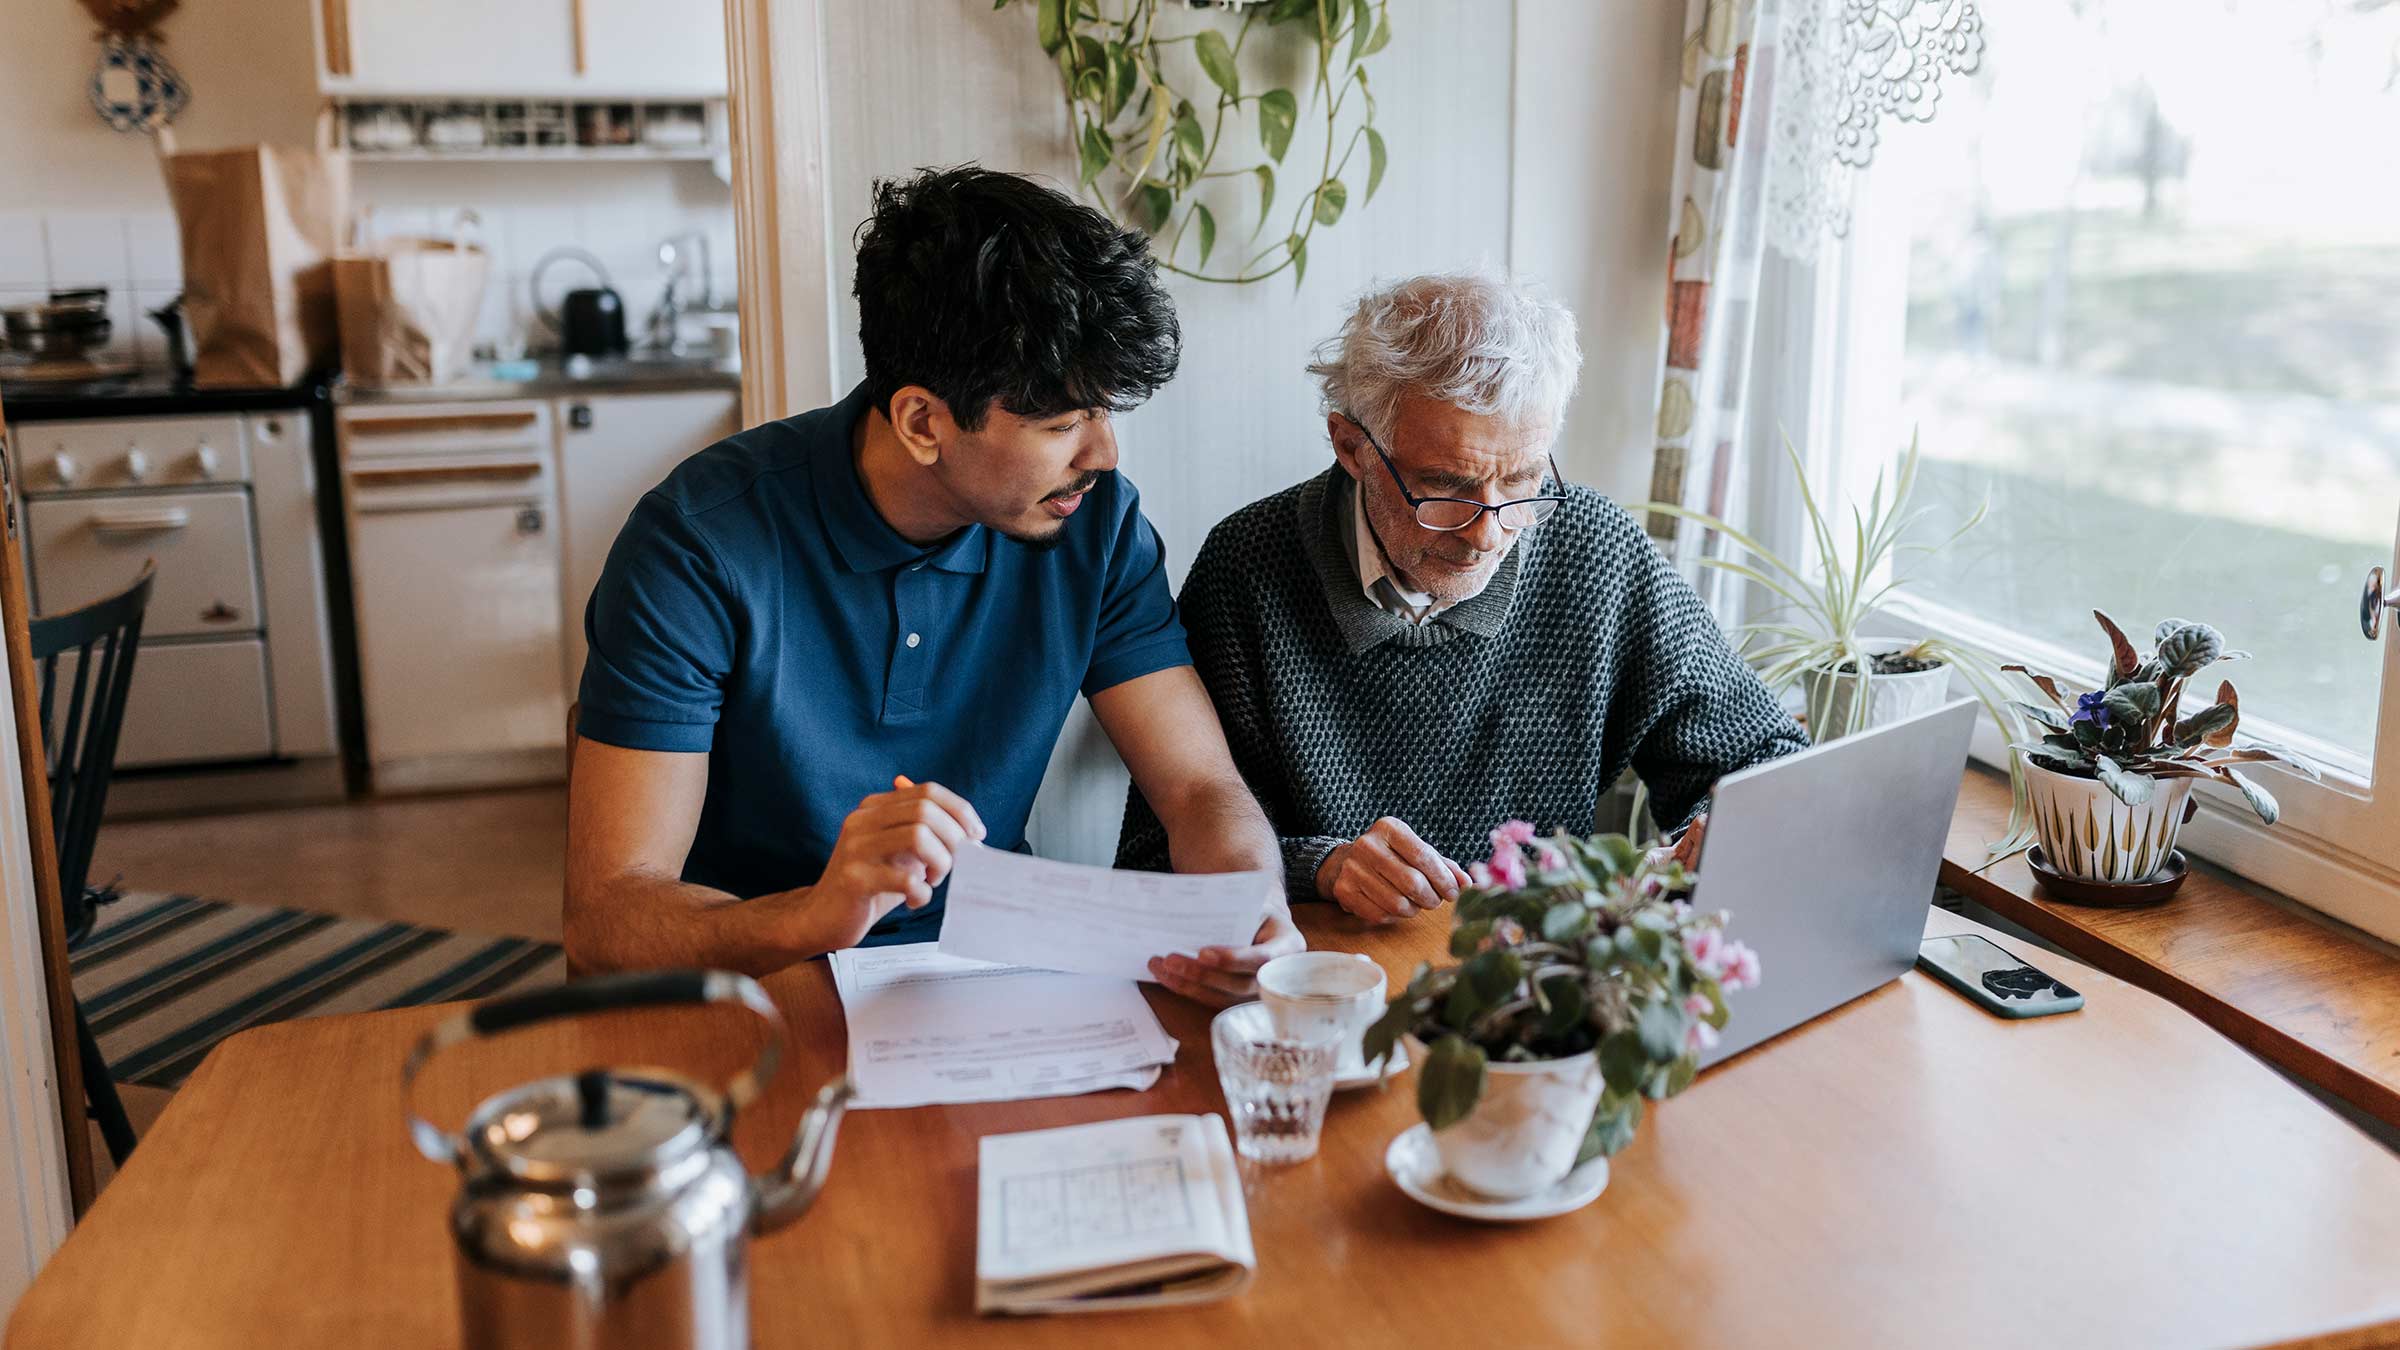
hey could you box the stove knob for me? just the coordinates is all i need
[50,454,79,487]
[194,443,221,479]
[123,449,151,483]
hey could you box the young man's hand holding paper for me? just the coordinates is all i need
[936,843,1278,983]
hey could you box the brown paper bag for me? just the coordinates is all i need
[159,131,350,389]
[333,234,490,386]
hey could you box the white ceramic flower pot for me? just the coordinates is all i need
[1407,1036,1604,1201]
[2024,759,2193,883]
[1800,639,1954,741]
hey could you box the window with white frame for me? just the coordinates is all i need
[1827,0,2400,927]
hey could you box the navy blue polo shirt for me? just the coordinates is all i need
[577,381,1191,945]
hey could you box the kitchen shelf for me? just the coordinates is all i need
[339,147,721,163]
[329,95,726,165]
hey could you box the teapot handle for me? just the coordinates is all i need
[401,969,785,1167]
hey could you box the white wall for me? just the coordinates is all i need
[0,646,73,1318]
[0,0,323,211]
[0,0,735,364]
[1513,0,1685,506]
[807,0,1680,863]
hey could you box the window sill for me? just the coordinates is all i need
[1943,763,2400,1129]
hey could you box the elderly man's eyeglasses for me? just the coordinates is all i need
[1340,414,1567,532]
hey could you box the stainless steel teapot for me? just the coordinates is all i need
[403,970,852,1350]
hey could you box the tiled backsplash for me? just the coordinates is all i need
[0,198,736,370]
[0,210,183,368]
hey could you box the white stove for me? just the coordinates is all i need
[12,407,342,799]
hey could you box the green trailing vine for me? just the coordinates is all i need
[994,0,1392,287]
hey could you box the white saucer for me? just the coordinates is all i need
[1383,1123,1609,1221]
[1333,1043,1407,1091]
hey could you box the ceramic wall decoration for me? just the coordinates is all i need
[80,0,189,134]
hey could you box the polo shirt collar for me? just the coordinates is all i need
[813,382,992,575]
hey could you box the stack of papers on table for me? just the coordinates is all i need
[976,1114,1254,1315]
[827,944,1178,1109]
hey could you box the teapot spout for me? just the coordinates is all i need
[752,1077,854,1235]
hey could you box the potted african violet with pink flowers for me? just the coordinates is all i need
[1362,821,1759,1200]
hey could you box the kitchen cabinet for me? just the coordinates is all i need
[579,0,734,98]
[338,402,568,792]
[556,389,739,708]
[50,640,277,767]
[338,385,736,793]
[316,0,728,97]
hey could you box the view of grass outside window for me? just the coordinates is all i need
[1884,0,2400,767]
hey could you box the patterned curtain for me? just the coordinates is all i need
[1645,0,1772,574]
[1646,0,1984,577]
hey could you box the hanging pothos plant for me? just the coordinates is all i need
[994,0,1392,287]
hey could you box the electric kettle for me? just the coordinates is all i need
[404,970,852,1350]
[531,246,630,357]
[559,287,628,357]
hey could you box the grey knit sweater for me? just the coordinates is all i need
[1115,468,1808,899]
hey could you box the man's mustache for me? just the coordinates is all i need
[1045,473,1101,501]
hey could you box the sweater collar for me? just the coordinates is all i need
[1296,470,1523,653]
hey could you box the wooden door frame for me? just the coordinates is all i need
[721,0,840,425]
[0,394,87,1232]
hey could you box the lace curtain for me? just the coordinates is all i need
[1768,0,1986,257]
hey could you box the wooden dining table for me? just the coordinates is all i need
[12,903,2400,1349]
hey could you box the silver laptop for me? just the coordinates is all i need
[1693,697,1978,1068]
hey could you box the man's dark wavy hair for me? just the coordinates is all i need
[853,165,1181,432]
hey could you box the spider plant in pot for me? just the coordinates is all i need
[1637,431,2032,853]
[1361,823,1758,1201]
[2006,612,2317,887]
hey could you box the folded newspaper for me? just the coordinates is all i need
[976,1115,1255,1315]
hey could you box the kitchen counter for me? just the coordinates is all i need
[336,354,741,405]
[0,370,330,422]
[2,355,739,421]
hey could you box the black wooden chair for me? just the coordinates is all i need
[30,563,155,1166]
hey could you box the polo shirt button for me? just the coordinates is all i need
[906,632,921,648]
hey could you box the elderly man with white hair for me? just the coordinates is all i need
[1117,272,1805,925]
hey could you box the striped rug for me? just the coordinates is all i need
[69,893,566,1090]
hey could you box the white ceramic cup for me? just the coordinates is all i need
[1258,952,1386,1073]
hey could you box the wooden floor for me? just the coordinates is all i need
[90,786,568,942]
[79,786,569,1189]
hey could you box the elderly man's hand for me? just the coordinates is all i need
[1316,817,1471,923]
[1147,901,1304,1006]
[1667,812,1708,871]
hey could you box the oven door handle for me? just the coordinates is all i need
[88,507,192,535]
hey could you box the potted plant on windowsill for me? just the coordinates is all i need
[2005,612,2317,896]
[1361,822,1758,1202]
[1638,431,2031,854]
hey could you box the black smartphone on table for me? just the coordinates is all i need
[1917,934,2083,1018]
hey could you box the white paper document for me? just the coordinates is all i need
[935,843,1273,981]
[826,943,1179,1109]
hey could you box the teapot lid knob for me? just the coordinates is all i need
[577,1069,612,1130]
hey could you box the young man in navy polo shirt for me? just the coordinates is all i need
[563,166,1299,1005]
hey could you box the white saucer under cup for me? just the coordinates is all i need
[1258,952,1385,1084]
[1335,1041,1406,1091]
[1385,1124,1610,1222]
